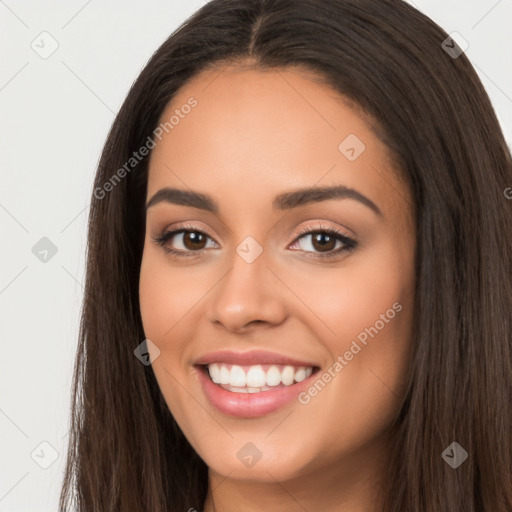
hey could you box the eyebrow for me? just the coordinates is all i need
[145,185,383,217]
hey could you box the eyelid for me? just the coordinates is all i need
[151,220,358,258]
[155,220,352,241]
[293,221,354,240]
[156,221,217,244]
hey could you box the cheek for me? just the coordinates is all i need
[297,247,411,352]
[295,242,414,418]
[138,246,211,404]
[139,256,170,342]
[138,248,203,435]
[139,247,205,342]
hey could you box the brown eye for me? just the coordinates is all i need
[290,224,358,259]
[308,232,338,252]
[181,231,208,250]
[152,226,217,256]
[152,223,358,260]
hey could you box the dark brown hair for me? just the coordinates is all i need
[59,0,512,510]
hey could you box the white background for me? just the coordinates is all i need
[0,1,511,510]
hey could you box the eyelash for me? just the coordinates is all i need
[151,222,358,260]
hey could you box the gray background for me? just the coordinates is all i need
[0,1,511,510]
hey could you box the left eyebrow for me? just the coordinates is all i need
[145,184,383,218]
[273,185,383,217]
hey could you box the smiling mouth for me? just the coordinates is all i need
[199,363,321,393]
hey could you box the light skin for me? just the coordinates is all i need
[139,62,416,512]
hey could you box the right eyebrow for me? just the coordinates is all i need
[145,184,383,218]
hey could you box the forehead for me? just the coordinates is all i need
[146,65,406,221]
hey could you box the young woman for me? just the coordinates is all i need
[59,0,512,511]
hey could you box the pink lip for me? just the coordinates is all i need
[193,349,318,367]
[194,365,319,418]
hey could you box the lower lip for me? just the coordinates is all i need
[195,365,318,418]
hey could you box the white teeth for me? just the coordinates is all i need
[294,367,307,382]
[206,363,315,390]
[219,365,230,385]
[209,363,221,384]
[230,365,246,387]
[266,365,281,386]
[281,365,295,386]
[246,365,267,387]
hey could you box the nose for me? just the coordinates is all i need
[206,248,287,333]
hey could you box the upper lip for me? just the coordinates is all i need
[193,349,319,368]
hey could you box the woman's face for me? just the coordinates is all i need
[139,64,416,485]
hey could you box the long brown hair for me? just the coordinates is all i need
[59,0,512,510]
